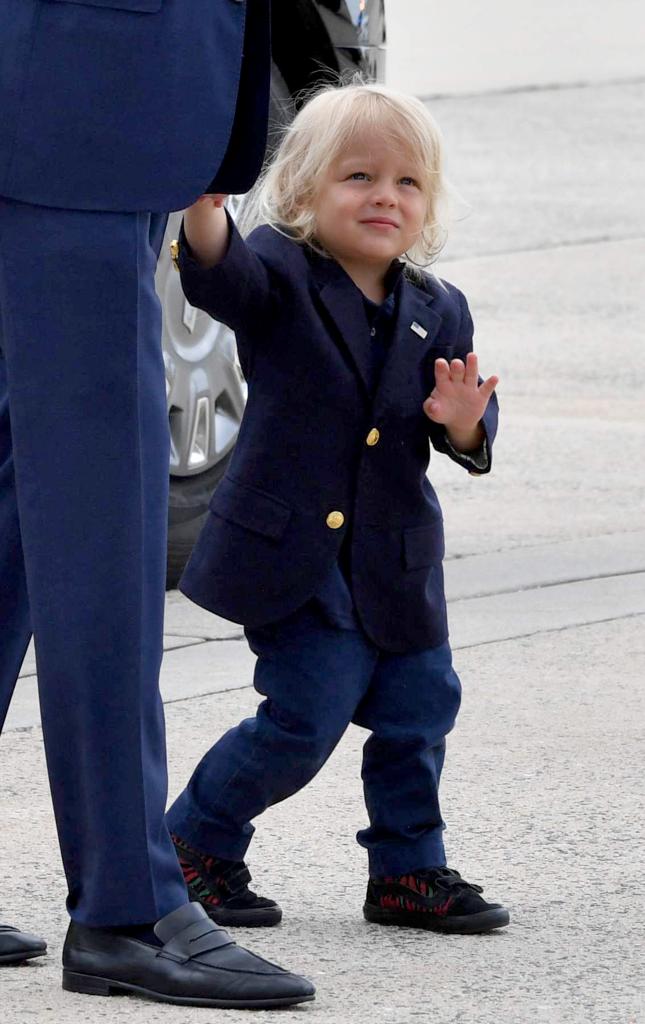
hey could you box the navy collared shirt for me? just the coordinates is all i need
[311,267,403,631]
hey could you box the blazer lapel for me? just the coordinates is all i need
[375,277,443,409]
[310,255,379,396]
[309,251,444,401]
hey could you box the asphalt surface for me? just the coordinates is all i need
[2,80,644,1023]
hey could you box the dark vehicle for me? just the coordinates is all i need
[159,0,386,587]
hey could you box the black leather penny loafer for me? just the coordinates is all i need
[62,901,314,1008]
[0,924,47,965]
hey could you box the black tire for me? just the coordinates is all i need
[167,459,228,592]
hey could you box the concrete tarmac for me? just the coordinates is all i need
[2,80,644,1023]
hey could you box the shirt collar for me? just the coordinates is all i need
[363,261,404,322]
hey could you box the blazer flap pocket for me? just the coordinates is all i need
[47,0,163,12]
[209,477,292,540]
[404,520,445,569]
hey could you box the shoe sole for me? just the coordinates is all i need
[62,970,314,1008]
[0,949,47,965]
[203,904,283,928]
[363,903,510,934]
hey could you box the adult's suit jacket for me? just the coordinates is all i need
[0,0,270,211]
[175,217,499,653]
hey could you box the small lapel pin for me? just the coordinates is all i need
[410,321,428,339]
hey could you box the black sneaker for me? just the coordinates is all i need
[171,834,282,928]
[364,867,510,934]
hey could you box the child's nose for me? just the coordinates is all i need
[373,184,397,206]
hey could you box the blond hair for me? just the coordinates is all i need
[242,80,450,267]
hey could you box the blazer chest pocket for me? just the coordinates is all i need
[210,477,292,541]
[403,520,445,569]
[45,0,164,13]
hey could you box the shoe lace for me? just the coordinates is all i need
[415,868,484,895]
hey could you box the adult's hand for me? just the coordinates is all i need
[183,194,230,268]
[195,193,229,208]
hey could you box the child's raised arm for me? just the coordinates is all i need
[173,194,277,348]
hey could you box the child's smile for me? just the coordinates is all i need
[312,131,428,296]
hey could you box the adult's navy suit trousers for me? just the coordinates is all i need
[0,197,187,926]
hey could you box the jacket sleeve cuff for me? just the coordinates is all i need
[429,391,498,475]
[443,434,490,473]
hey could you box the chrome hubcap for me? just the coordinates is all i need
[156,200,248,477]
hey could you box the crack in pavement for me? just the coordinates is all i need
[441,232,645,265]
[449,568,645,602]
[420,74,645,103]
[137,609,645,709]
[17,569,645,684]
[9,608,645,732]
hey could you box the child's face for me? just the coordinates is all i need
[312,132,428,271]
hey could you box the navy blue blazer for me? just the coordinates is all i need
[176,217,498,653]
[0,0,269,211]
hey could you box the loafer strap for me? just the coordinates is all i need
[154,901,235,963]
[161,922,234,963]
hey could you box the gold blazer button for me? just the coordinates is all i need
[366,428,380,446]
[326,510,345,529]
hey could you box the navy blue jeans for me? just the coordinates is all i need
[167,605,462,875]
